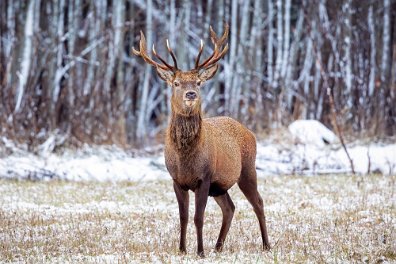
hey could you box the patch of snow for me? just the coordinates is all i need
[0,145,168,182]
[256,142,395,176]
[0,130,395,182]
[288,119,337,148]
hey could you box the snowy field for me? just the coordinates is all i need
[0,141,395,182]
[0,121,395,262]
[0,121,395,181]
[0,175,395,263]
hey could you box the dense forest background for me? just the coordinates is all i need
[0,0,395,148]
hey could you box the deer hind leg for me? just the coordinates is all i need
[238,167,271,250]
[213,192,235,252]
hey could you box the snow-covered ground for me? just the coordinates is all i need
[0,121,395,181]
[1,174,395,263]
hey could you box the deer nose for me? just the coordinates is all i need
[185,91,197,100]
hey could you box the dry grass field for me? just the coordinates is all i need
[0,175,395,263]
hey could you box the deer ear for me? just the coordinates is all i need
[156,67,174,84]
[199,64,219,82]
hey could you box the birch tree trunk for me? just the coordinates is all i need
[203,0,213,41]
[52,0,65,128]
[15,0,37,113]
[136,0,153,140]
[178,0,191,70]
[285,7,304,110]
[267,0,274,88]
[250,0,264,128]
[235,0,250,119]
[343,0,353,108]
[273,0,283,88]
[281,0,291,79]
[379,0,395,135]
[113,0,127,145]
[368,5,376,97]
[225,0,238,115]
[380,0,391,88]
[66,0,80,130]
[3,1,15,89]
[166,0,176,117]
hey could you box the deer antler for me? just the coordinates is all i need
[194,23,229,71]
[132,31,178,72]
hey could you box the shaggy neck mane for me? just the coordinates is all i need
[169,111,202,152]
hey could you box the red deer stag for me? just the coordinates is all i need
[133,24,270,257]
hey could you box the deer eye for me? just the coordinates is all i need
[173,81,180,87]
[196,80,201,86]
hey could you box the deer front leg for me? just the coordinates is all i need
[173,181,189,253]
[194,179,210,257]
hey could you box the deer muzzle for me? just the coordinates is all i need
[184,91,198,107]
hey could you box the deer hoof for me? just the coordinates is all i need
[215,242,224,252]
[197,251,205,258]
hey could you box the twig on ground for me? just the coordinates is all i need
[327,88,355,175]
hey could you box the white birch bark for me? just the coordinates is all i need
[285,7,304,107]
[225,0,238,114]
[343,0,352,107]
[166,0,176,118]
[169,0,176,45]
[5,2,15,57]
[217,0,224,36]
[113,0,125,91]
[136,0,153,139]
[113,0,126,144]
[183,0,191,69]
[281,0,291,78]
[267,0,274,88]
[5,2,15,88]
[83,9,98,96]
[301,36,313,119]
[249,0,264,126]
[133,0,167,25]
[15,0,36,112]
[368,5,376,96]
[67,0,80,107]
[250,0,263,71]
[104,0,123,94]
[380,0,390,86]
[234,0,250,118]
[214,0,224,116]
[273,0,283,88]
[197,1,203,37]
[203,0,213,41]
[53,0,65,106]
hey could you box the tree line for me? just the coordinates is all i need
[0,0,395,148]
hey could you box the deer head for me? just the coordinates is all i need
[133,24,229,116]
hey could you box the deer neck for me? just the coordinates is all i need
[169,110,203,153]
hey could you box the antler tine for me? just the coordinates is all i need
[218,23,229,46]
[195,39,204,68]
[166,39,178,70]
[209,26,217,45]
[202,43,229,68]
[152,44,175,70]
[209,23,229,48]
[195,23,229,71]
[198,43,217,69]
[132,31,174,71]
